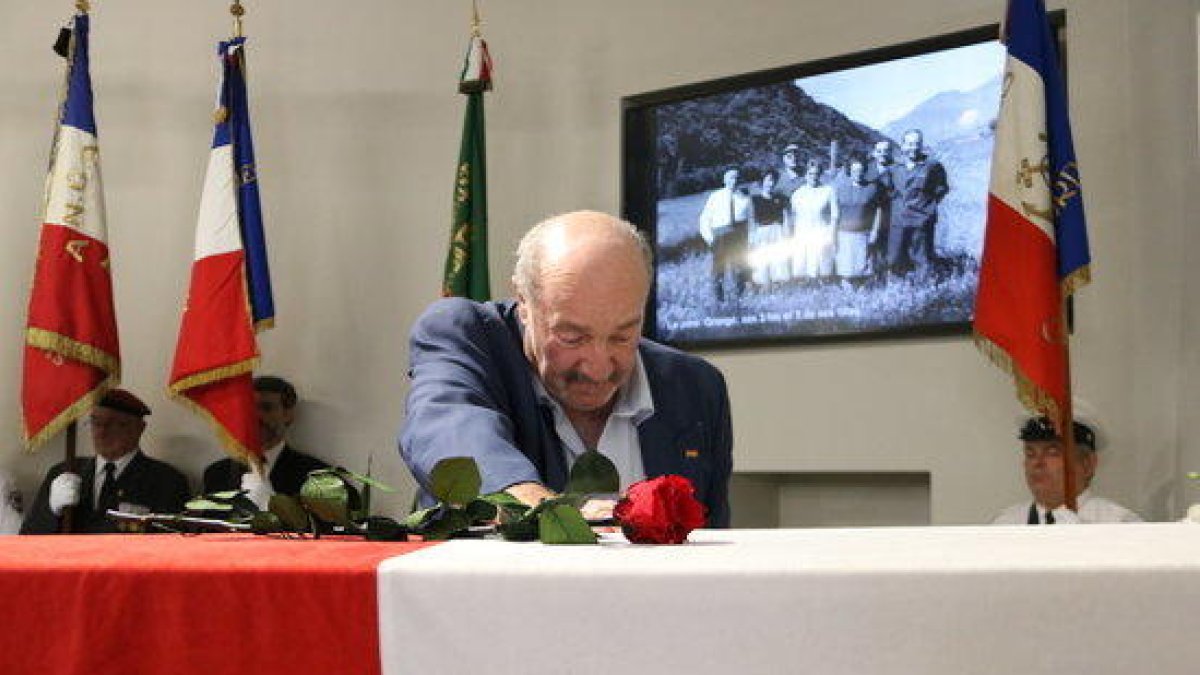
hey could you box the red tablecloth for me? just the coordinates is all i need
[0,534,436,675]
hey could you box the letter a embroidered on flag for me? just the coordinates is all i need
[23,13,121,450]
[974,0,1090,418]
[169,37,272,461]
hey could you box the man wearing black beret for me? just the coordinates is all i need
[21,389,190,534]
[991,416,1142,525]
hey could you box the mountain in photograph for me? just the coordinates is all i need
[882,74,1003,146]
[656,81,888,197]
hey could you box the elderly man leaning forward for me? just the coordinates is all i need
[21,389,190,534]
[400,210,733,526]
[991,416,1141,525]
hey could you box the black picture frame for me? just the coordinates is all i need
[622,17,1064,350]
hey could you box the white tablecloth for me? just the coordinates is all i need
[378,524,1200,674]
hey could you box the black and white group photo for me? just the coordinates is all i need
[648,40,1005,345]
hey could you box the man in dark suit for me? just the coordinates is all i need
[401,211,733,526]
[887,129,950,276]
[202,376,328,501]
[21,389,190,534]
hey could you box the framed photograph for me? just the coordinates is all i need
[622,22,1051,349]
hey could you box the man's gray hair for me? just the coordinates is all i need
[512,212,653,301]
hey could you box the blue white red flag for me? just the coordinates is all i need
[974,0,1090,418]
[169,38,271,461]
[23,13,121,449]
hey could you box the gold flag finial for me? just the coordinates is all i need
[75,0,90,13]
[470,0,482,38]
[230,0,245,38]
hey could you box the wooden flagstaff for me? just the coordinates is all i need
[55,0,91,535]
[58,422,78,533]
[1058,304,1078,512]
[228,0,266,480]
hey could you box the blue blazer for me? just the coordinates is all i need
[400,298,733,527]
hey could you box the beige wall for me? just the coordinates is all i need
[0,0,1196,523]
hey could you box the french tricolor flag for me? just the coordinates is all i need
[23,13,121,449]
[974,0,1090,419]
[169,37,272,461]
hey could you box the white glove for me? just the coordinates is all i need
[49,472,82,516]
[240,471,274,510]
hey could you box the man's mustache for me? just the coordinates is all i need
[563,369,624,386]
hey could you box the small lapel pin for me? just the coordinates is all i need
[684,448,700,459]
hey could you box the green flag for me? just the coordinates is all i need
[442,33,492,300]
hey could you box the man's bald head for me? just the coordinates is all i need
[512,210,652,303]
[513,211,653,418]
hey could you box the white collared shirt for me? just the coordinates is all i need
[260,440,285,476]
[534,354,655,491]
[93,450,138,508]
[990,489,1143,525]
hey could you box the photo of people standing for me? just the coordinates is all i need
[646,39,1003,345]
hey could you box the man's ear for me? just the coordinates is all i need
[515,287,531,324]
[282,405,296,427]
[1079,451,1099,483]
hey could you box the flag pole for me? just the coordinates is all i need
[1058,306,1078,512]
[58,0,89,533]
[228,0,262,479]
[59,422,78,532]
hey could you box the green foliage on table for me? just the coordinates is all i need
[181,465,405,540]
[405,451,619,544]
[430,457,483,505]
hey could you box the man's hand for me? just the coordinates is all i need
[580,498,617,522]
[49,472,82,516]
[505,482,557,507]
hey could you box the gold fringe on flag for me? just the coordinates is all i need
[167,355,260,463]
[972,331,1061,422]
[1060,263,1091,299]
[26,327,120,374]
[23,383,111,451]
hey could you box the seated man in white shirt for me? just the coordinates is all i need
[992,416,1142,525]
[201,376,329,507]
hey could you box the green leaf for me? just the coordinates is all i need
[300,471,349,501]
[327,466,396,493]
[364,516,408,541]
[208,490,244,501]
[430,457,482,505]
[538,503,597,545]
[186,498,233,512]
[250,511,283,534]
[566,450,620,496]
[299,472,351,524]
[269,494,310,531]
[497,517,539,541]
[465,498,498,524]
[480,492,530,523]
[404,505,445,530]
[480,491,526,508]
[421,508,472,540]
[303,496,350,526]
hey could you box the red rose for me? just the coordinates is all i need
[613,475,707,544]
